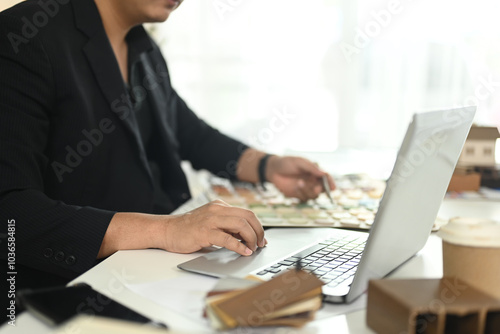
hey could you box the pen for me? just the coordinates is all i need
[322,175,335,205]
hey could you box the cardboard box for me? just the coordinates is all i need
[366,278,500,334]
[447,171,481,192]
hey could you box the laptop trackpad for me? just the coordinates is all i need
[177,228,334,279]
[177,238,302,279]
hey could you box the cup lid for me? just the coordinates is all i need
[438,217,500,247]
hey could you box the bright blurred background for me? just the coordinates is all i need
[2,0,499,168]
[149,0,500,163]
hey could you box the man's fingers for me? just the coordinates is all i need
[211,215,260,251]
[198,203,265,250]
[297,177,323,201]
[209,230,253,256]
[296,181,310,202]
[213,206,265,247]
[293,157,326,177]
[196,200,266,250]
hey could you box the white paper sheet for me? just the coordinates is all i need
[125,275,218,323]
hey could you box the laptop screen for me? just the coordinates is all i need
[345,107,476,302]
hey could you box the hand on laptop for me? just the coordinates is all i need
[163,200,266,256]
[266,156,336,202]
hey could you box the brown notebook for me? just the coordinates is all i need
[205,269,324,329]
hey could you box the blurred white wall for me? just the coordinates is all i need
[151,0,500,155]
[149,0,343,154]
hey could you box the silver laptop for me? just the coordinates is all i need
[178,107,476,303]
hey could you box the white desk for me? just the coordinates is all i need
[2,198,499,334]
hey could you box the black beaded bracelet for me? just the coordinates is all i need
[258,154,273,190]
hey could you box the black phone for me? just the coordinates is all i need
[17,282,167,328]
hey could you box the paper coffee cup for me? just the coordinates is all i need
[438,217,500,300]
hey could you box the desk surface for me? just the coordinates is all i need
[2,198,499,334]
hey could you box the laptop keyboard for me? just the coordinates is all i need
[255,234,367,287]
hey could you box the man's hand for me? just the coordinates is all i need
[97,201,266,259]
[236,149,336,202]
[266,156,336,202]
[162,200,266,256]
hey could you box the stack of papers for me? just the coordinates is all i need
[205,270,324,330]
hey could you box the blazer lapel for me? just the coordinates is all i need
[72,0,153,182]
[82,35,138,135]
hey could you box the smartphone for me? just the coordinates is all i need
[17,283,167,328]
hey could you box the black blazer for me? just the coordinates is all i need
[0,0,246,280]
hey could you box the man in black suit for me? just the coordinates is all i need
[0,0,334,295]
